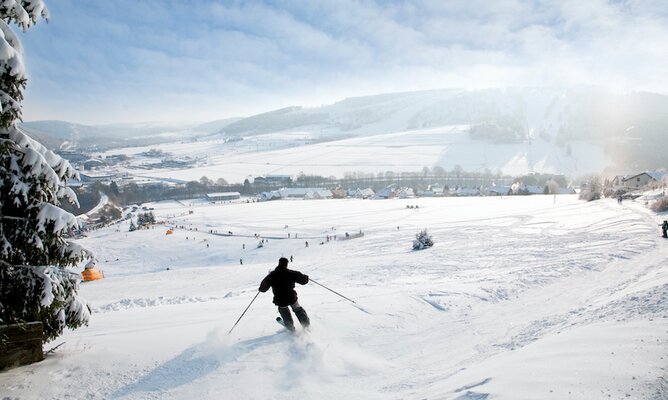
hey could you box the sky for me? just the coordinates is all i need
[16,0,668,125]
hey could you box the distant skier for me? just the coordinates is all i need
[259,257,310,331]
[662,220,668,238]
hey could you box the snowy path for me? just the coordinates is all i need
[81,191,109,217]
[2,195,667,399]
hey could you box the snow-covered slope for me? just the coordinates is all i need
[18,120,237,151]
[2,195,667,399]
[113,125,610,182]
[25,87,668,175]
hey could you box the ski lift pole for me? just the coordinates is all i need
[227,291,260,335]
[310,278,356,304]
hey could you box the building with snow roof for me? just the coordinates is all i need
[374,184,398,199]
[303,190,333,200]
[206,192,241,201]
[397,188,415,198]
[259,188,330,200]
[349,188,375,199]
[83,159,106,170]
[486,185,513,196]
[331,188,348,199]
[418,184,447,197]
[259,191,281,201]
[622,171,666,190]
[454,187,481,196]
[311,190,333,199]
[79,172,115,183]
[254,175,292,187]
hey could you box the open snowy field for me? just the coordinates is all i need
[102,125,610,183]
[2,195,667,399]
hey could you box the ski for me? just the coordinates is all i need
[276,316,296,332]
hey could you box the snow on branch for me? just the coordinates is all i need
[61,241,92,262]
[0,88,23,114]
[0,19,25,79]
[1,0,49,30]
[36,203,79,235]
[9,125,78,181]
[33,265,90,328]
[0,18,24,56]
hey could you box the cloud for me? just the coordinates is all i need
[16,0,668,124]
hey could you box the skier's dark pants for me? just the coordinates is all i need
[278,300,310,330]
[663,229,667,238]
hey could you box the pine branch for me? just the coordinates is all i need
[1,215,26,221]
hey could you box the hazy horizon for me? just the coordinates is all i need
[20,85,643,127]
[18,1,668,125]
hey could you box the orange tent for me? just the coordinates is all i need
[166,229,173,235]
[82,268,103,282]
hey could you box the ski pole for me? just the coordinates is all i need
[227,291,260,335]
[310,278,356,304]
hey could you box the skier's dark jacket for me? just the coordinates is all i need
[259,259,309,306]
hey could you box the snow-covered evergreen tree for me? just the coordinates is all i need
[136,211,155,226]
[0,1,93,343]
[412,229,434,250]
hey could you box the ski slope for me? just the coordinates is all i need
[2,195,667,399]
[102,125,610,184]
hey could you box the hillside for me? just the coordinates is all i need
[17,119,240,152]
[22,87,668,175]
[116,125,608,183]
[217,87,668,172]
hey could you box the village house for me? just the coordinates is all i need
[397,188,415,199]
[304,190,333,200]
[610,170,666,191]
[417,184,446,197]
[348,188,375,199]
[331,187,348,199]
[486,185,513,196]
[454,187,481,196]
[374,184,398,199]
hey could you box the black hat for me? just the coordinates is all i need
[278,257,289,268]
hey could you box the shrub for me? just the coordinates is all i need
[413,229,434,250]
[650,197,668,213]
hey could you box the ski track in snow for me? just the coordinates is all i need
[3,195,668,399]
[93,296,226,313]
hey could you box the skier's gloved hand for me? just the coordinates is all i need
[304,274,309,284]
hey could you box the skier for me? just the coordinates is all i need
[662,220,668,238]
[259,257,310,331]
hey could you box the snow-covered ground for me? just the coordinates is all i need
[100,125,610,183]
[2,195,667,399]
